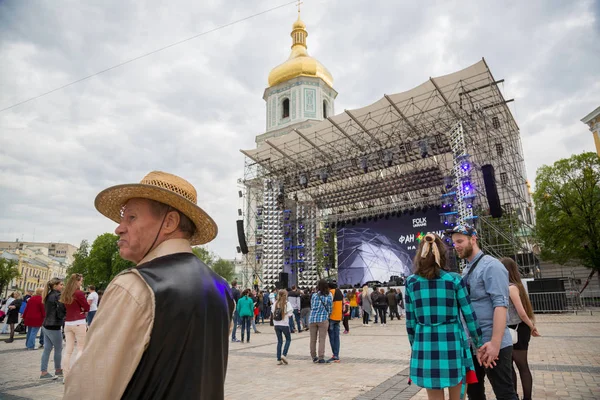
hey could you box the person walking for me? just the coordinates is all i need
[376,288,388,326]
[63,171,235,399]
[22,288,45,350]
[501,258,541,400]
[387,289,401,320]
[237,289,254,343]
[449,225,518,400]
[288,285,303,332]
[361,285,373,326]
[327,281,343,363]
[40,278,65,380]
[309,279,332,364]
[342,297,350,334]
[61,273,90,380]
[405,233,482,400]
[3,291,22,343]
[348,289,358,319]
[272,289,293,365]
[1,292,16,335]
[86,285,99,326]
[300,289,311,332]
[231,280,241,343]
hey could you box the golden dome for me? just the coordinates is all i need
[267,14,333,88]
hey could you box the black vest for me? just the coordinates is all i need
[122,253,234,400]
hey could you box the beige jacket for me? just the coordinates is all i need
[63,239,193,400]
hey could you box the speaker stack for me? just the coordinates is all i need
[236,220,249,254]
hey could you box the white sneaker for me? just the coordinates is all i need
[281,355,288,365]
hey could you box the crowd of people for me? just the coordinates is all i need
[0,274,101,383]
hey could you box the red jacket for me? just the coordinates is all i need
[22,295,45,327]
[64,290,90,322]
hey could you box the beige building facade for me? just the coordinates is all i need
[0,240,77,265]
[581,106,600,156]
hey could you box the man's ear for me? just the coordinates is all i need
[163,210,181,234]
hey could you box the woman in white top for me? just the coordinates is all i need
[271,289,293,365]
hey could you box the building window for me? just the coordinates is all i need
[323,100,328,119]
[492,116,501,129]
[500,172,508,185]
[282,98,290,119]
[496,142,504,157]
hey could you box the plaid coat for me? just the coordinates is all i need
[405,271,482,389]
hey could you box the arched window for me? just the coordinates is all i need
[282,98,290,119]
[323,100,328,119]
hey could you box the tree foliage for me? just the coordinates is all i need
[533,152,600,270]
[211,259,236,283]
[315,229,336,279]
[191,247,235,282]
[67,234,135,289]
[0,258,21,296]
[192,247,216,267]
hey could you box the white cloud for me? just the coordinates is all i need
[0,0,598,257]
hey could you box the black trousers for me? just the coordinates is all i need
[389,305,400,320]
[468,346,518,400]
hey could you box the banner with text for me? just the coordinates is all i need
[337,208,450,286]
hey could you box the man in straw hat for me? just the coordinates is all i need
[64,171,234,400]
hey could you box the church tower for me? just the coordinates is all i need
[258,11,338,143]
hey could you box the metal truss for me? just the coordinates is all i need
[240,59,537,281]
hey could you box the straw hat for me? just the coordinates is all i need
[94,171,217,245]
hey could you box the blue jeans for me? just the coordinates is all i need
[240,316,251,342]
[87,310,97,325]
[328,320,340,358]
[40,328,62,372]
[274,325,291,361]
[232,310,240,341]
[288,315,295,332]
[300,308,310,330]
[26,326,40,349]
[293,309,302,331]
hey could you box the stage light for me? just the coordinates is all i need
[319,169,329,183]
[422,205,428,212]
[360,157,368,173]
[299,174,308,189]
[419,140,429,158]
[409,208,415,215]
[385,213,390,219]
[362,217,367,223]
[368,215,373,221]
[237,208,242,216]
[351,219,356,225]
[383,150,393,167]
[461,162,471,172]
[444,176,454,189]
[391,211,397,217]
[238,190,243,198]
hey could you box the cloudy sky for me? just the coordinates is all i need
[0,0,598,258]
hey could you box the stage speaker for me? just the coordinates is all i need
[481,164,503,218]
[236,220,249,254]
[279,272,289,289]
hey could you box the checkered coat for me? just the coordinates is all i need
[405,270,482,389]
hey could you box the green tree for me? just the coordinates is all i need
[0,258,21,296]
[533,152,600,286]
[192,246,216,267]
[68,240,89,276]
[211,258,236,282]
[67,234,134,289]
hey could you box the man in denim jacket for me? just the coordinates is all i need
[449,225,517,400]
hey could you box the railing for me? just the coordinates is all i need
[529,290,600,314]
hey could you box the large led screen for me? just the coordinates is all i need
[337,208,450,286]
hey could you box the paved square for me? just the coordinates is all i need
[1,314,599,399]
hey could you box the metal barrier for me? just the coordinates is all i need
[528,291,600,313]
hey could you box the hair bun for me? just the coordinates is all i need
[425,234,435,242]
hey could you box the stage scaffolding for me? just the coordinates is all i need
[240,59,536,287]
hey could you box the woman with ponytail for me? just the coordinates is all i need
[60,273,90,380]
[40,277,65,380]
[500,258,540,400]
[405,233,482,400]
[271,289,293,365]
